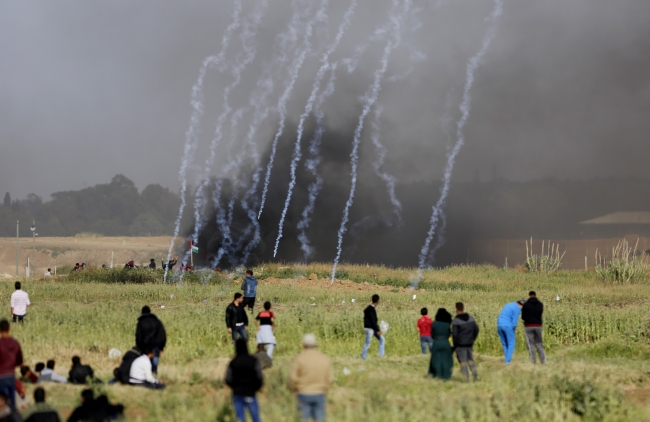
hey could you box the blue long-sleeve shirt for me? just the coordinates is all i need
[497,302,521,327]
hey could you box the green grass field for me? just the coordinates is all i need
[3,263,650,421]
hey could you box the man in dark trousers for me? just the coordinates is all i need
[69,356,97,385]
[452,302,480,382]
[361,294,385,360]
[241,270,258,313]
[226,293,248,341]
[225,339,263,422]
[522,291,546,364]
[0,320,22,410]
[135,306,167,375]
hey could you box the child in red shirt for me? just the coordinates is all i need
[417,308,433,354]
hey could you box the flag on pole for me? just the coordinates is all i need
[190,240,199,253]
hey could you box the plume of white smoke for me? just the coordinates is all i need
[165,1,243,281]
[182,1,269,274]
[415,0,504,284]
[331,0,411,282]
[369,104,403,224]
[274,0,358,257]
[258,0,330,220]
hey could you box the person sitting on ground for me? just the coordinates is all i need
[225,339,263,422]
[0,391,21,422]
[44,269,51,277]
[13,379,28,412]
[37,361,67,383]
[124,260,135,269]
[253,344,272,370]
[80,263,86,270]
[289,334,334,422]
[33,364,44,380]
[148,259,156,270]
[68,356,98,385]
[73,263,80,272]
[255,301,276,358]
[66,389,124,422]
[129,349,165,389]
[114,347,141,385]
[21,387,62,422]
[19,367,37,384]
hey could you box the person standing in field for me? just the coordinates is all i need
[148,259,156,270]
[226,293,249,341]
[225,339,263,422]
[497,299,525,363]
[0,320,23,410]
[255,301,276,358]
[361,294,385,360]
[417,308,433,354]
[241,270,258,313]
[135,306,167,375]
[522,291,546,364]
[429,308,453,380]
[452,302,479,382]
[290,334,334,422]
[10,282,30,324]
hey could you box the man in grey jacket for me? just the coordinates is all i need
[452,302,479,382]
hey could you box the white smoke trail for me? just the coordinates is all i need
[273,0,358,257]
[258,0,330,220]
[165,1,243,281]
[417,0,503,275]
[331,0,411,282]
[182,0,270,274]
[295,66,337,260]
[369,104,403,224]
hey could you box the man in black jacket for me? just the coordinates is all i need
[225,339,263,422]
[68,356,98,385]
[135,306,167,375]
[522,291,546,364]
[361,294,385,360]
[452,302,479,382]
[225,293,248,341]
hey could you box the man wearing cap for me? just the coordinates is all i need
[290,334,334,422]
[496,298,525,363]
[522,291,546,364]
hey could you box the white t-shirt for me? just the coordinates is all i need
[129,354,159,384]
[44,271,51,276]
[10,290,30,316]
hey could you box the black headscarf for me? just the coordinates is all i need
[434,308,452,324]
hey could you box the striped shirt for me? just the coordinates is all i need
[10,290,30,316]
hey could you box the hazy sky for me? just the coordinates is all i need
[1,0,649,200]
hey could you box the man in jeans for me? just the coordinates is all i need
[225,339,263,422]
[452,302,480,381]
[522,291,546,364]
[290,334,333,421]
[0,319,23,409]
[241,270,258,313]
[417,308,433,354]
[135,305,167,375]
[226,293,248,341]
[361,294,385,359]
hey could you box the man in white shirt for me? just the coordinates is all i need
[44,269,52,277]
[129,349,165,389]
[38,360,67,383]
[10,282,30,323]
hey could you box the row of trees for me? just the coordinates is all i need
[0,175,182,237]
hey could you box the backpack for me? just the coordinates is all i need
[116,348,141,384]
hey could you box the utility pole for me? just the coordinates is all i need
[30,220,36,277]
[15,220,19,276]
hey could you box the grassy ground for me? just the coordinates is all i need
[2,264,650,421]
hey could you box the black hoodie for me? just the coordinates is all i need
[225,344,263,397]
[135,313,167,351]
[521,297,543,326]
[451,313,479,348]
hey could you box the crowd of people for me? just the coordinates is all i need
[2,266,548,422]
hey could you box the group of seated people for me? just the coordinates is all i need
[71,263,86,272]
[19,357,96,387]
[109,346,165,389]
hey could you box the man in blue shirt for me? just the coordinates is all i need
[496,299,525,363]
[241,270,258,313]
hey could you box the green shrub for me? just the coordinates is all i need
[595,239,650,284]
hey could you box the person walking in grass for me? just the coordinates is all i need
[429,308,453,380]
[10,282,30,324]
[361,294,385,360]
[135,306,167,375]
[225,339,263,422]
[290,334,334,422]
[452,302,479,382]
[417,308,433,354]
[241,270,258,313]
[497,298,525,363]
[21,387,62,422]
[0,320,23,410]
[522,291,546,364]
[255,301,277,358]
[226,293,249,341]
